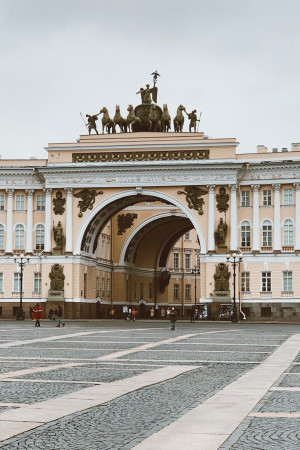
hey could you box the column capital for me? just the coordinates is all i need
[251,184,260,192]
[65,188,73,195]
[207,185,215,191]
[26,189,34,196]
[293,183,300,191]
[5,188,14,197]
[229,184,238,192]
[272,184,281,191]
[44,188,52,196]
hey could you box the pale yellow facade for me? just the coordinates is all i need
[0,132,299,321]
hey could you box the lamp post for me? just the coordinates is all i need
[191,265,200,321]
[13,254,31,321]
[226,253,243,323]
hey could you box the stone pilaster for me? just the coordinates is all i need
[251,185,260,251]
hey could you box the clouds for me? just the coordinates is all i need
[0,0,299,158]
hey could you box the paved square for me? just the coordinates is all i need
[0,320,299,449]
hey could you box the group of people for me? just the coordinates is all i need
[30,304,65,327]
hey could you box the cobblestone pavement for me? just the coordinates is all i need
[0,320,299,449]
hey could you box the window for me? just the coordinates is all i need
[35,224,45,250]
[283,188,293,206]
[262,190,271,206]
[184,231,190,240]
[185,284,191,300]
[262,220,272,247]
[0,272,3,292]
[241,272,250,292]
[36,195,45,211]
[15,224,24,250]
[261,307,271,317]
[283,271,292,292]
[174,284,179,300]
[241,221,251,247]
[262,272,271,292]
[15,194,25,211]
[34,273,41,293]
[184,253,191,269]
[173,253,179,269]
[241,191,250,207]
[0,224,4,250]
[283,219,293,246]
[14,273,21,292]
[0,195,4,211]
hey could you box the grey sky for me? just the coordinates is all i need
[0,0,299,159]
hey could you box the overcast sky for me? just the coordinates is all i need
[0,0,299,159]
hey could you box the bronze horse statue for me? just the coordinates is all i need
[99,107,115,134]
[173,104,186,132]
[149,104,160,132]
[127,105,142,132]
[114,105,128,133]
[161,104,171,132]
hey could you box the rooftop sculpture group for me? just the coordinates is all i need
[82,71,201,135]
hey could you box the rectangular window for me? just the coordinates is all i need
[0,195,4,211]
[283,271,292,292]
[173,253,179,269]
[0,272,3,292]
[0,226,4,250]
[283,188,293,206]
[185,284,191,300]
[184,253,191,270]
[262,190,271,206]
[241,272,250,292]
[184,231,190,240]
[14,273,21,292]
[262,272,271,292]
[15,194,25,211]
[241,224,251,247]
[174,283,179,300]
[34,273,41,293]
[241,191,250,207]
[262,224,272,247]
[36,195,45,211]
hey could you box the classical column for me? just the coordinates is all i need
[44,189,52,252]
[65,188,73,253]
[5,189,14,253]
[294,183,300,250]
[207,185,215,252]
[229,184,238,251]
[26,189,34,253]
[273,184,281,251]
[251,185,260,251]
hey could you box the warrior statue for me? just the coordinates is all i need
[185,109,200,133]
[86,112,100,135]
[53,221,64,249]
[214,218,228,247]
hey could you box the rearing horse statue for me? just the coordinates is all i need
[161,104,171,132]
[173,104,186,132]
[127,105,142,132]
[99,107,115,134]
[114,105,128,133]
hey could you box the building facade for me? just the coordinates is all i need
[0,133,300,321]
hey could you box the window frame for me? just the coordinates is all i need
[261,271,271,292]
[283,271,292,292]
[36,194,46,211]
[283,188,293,206]
[241,191,250,207]
[262,220,272,247]
[15,194,25,211]
[262,189,272,206]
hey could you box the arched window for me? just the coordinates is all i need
[15,224,24,250]
[241,221,251,247]
[283,219,293,246]
[0,224,4,250]
[262,220,272,247]
[35,224,45,250]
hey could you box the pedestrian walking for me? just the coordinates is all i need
[48,308,53,320]
[166,307,171,320]
[32,303,43,327]
[170,307,177,331]
[161,307,166,320]
[131,308,137,321]
[56,305,65,327]
[154,304,159,319]
[150,307,155,319]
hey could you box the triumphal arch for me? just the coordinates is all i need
[1,73,300,321]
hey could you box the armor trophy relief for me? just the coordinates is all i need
[80,71,202,134]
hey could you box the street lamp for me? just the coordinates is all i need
[226,253,243,323]
[13,254,31,321]
[191,265,200,321]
